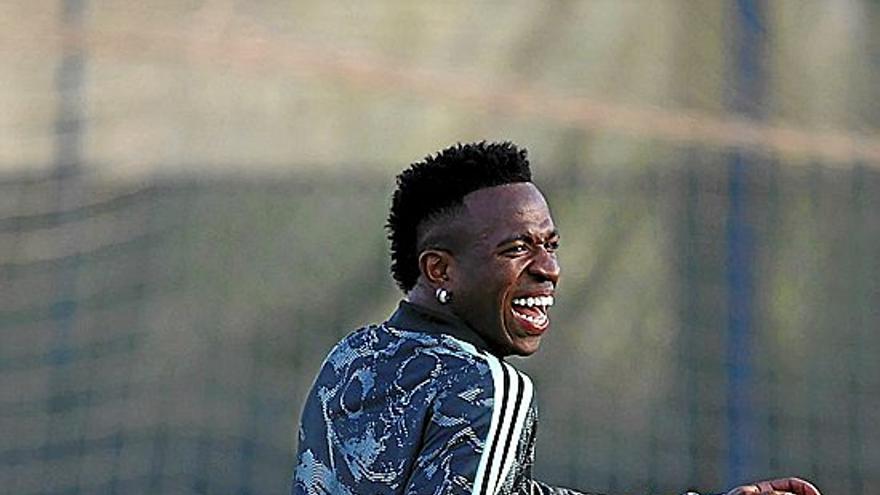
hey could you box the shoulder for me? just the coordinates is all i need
[315,323,497,393]
[316,322,536,413]
[385,324,499,387]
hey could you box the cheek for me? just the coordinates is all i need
[454,260,521,307]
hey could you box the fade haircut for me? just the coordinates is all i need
[387,141,532,292]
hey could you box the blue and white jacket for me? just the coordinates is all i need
[292,301,588,495]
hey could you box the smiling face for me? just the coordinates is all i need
[447,182,561,356]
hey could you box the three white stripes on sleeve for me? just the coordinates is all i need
[467,347,534,495]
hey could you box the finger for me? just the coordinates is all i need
[777,478,820,495]
[756,481,777,493]
[760,478,821,495]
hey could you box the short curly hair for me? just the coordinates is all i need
[387,141,532,292]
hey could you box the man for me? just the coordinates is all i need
[292,142,821,495]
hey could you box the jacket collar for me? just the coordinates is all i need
[386,300,497,356]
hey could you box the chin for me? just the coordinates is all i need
[509,338,542,357]
[502,319,546,356]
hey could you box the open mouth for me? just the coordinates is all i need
[510,295,554,333]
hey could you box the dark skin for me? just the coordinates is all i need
[725,478,821,495]
[406,182,821,495]
[409,182,560,356]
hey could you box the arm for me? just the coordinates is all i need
[404,350,608,495]
[402,358,495,495]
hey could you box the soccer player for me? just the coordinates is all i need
[291,142,821,495]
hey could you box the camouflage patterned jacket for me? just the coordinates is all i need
[292,301,588,495]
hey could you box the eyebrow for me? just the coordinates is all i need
[495,229,560,248]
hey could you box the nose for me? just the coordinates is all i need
[530,246,560,286]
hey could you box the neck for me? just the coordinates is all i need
[407,281,456,318]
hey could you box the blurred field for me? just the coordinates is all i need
[1,1,878,494]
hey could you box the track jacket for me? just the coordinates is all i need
[292,301,589,494]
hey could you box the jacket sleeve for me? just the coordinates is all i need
[402,356,495,495]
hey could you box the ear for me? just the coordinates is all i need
[418,249,453,287]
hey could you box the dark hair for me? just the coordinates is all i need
[387,141,532,292]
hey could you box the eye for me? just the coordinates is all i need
[504,244,529,255]
[546,239,560,252]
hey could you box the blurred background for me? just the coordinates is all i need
[1,1,878,494]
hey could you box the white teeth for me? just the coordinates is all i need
[512,296,554,308]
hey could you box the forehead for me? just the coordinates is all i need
[460,183,554,238]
